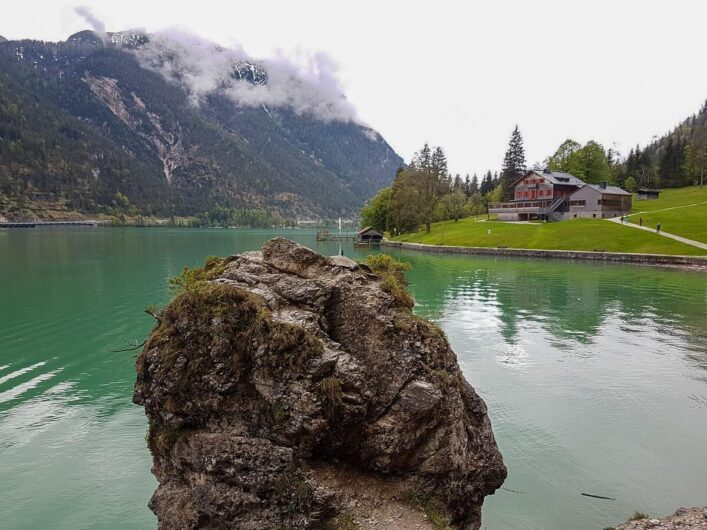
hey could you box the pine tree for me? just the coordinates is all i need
[413,143,432,170]
[431,146,450,191]
[500,125,527,200]
[463,174,471,197]
[480,171,494,195]
[470,173,479,195]
[659,137,675,185]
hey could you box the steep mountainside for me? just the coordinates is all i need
[0,31,402,219]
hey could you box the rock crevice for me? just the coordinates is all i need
[134,238,506,529]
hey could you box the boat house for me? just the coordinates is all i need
[356,226,383,245]
[489,170,632,221]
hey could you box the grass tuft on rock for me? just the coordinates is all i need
[324,513,359,530]
[403,490,453,530]
[273,470,316,514]
[363,254,414,308]
[168,255,229,293]
[630,511,649,520]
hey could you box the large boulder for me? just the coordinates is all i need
[134,238,506,529]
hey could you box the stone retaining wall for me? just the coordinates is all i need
[381,240,707,268]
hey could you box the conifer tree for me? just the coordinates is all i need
[431,146,451,190]
[463,174,471,197]
[480,171,494,195]
[470,174,479,195]
[500,125,527,200]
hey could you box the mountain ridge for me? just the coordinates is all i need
[0,31,402,220]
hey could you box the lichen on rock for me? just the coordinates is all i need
[134,238,506,529]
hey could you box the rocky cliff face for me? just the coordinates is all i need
[134,239,506,529]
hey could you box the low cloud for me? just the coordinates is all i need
[133,29,359,123]
[74,6,106,34]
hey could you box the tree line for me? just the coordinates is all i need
[361,126,528,234]
[362,106,707,235]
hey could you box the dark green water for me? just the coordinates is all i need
[1,228,706,530]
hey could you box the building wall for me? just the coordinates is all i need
[558,187,631,219]
[513,173,554,201]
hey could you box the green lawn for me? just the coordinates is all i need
[626,186,707,243]
[393,217,707,256]
[629,203,707,244]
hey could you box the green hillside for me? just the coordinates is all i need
[392,217,706,256]
[628,186,707,243]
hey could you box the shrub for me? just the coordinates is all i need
[630,512,649,520]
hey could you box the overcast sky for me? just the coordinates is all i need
[3,1,707,176]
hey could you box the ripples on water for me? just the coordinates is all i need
[0,228,705,530]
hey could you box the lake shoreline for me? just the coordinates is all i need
[381,239,707,271]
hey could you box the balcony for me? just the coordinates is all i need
[489,200,553,214]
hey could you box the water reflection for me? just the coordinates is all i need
[398,252,707,369]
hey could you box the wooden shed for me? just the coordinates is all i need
[636,189,661,200]
[356,226,383,245]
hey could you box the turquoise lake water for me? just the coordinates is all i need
[0,227,705,529]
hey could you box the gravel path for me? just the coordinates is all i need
[607,218,707,250]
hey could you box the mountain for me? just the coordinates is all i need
[0,31,402,219]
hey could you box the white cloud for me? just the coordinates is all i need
[133,28,359,123]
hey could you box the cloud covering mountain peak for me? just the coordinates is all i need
[72,6,359,123]
[134,29,359,123]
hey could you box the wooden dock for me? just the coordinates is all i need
[315,229,357,241]
[0,220,100,228]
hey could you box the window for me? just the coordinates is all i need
[569,200,586,206]
[598,198,621,207]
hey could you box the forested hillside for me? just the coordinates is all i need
[0,31,402,220]
[617,101,707,189]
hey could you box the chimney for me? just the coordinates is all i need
[543,167,552,174]
[599,182,607,189]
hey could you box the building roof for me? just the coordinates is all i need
[514,170,586,187]
[357,226,383,236]
[583,184,632,196]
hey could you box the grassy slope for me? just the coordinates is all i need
[630,186,707,212]
[627,186,707,243]
[393,217,706,256]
